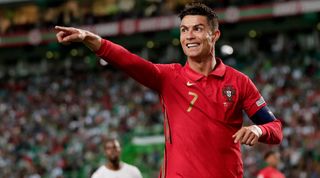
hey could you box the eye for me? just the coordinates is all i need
[180,28,187,33]
[194,26,203,32]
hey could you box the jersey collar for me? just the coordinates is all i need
[183,58,226,81]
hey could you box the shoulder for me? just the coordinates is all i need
[122,162,142,175]
[91,166,108,178]
[93,165,105,172]
[258,166,282,178]
[225,64,249,80]
[155,63,183,80]
[156,63,182,71]
[257,167,269,178]
[223,64,254,92]
[123,162,140,171]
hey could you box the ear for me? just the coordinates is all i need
[211,30,220,42]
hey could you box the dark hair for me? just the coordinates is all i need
[179,2,219,30]
[104,138,120,148]
[264,150,276,160]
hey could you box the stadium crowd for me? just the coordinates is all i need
[0,64,162,177]
[1,0,294,34]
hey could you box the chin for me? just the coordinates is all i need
[187,53,200,58]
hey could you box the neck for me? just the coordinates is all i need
[106,161,121,170]
[188,55,216,76]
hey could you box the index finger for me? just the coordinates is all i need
[55,26,74,32]
[232,129,244,143]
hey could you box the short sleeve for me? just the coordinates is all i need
[241,76,266,117]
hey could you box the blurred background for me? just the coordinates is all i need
[0,0,320,178]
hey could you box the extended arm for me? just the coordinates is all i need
[55,26,164,91]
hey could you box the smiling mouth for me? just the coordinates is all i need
[187,43,200,48]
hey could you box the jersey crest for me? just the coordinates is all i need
[223,85,236,102]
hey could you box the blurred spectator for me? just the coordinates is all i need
[91,138,143,178]
[257,150,285,178]
[0,0,297,34]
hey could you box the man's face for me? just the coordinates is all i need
[180,15,217,60]
[104,140,121,162]
[267,153,281,167]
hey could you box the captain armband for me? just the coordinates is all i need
[250,106,276,125]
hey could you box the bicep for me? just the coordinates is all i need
[241,76,266,116]
[121,57,164,91]
[240,77,277,125]
[250,106,276,125]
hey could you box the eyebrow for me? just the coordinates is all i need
[180,23,205,28]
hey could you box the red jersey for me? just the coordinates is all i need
[257,166,286,178]
[96,39,282,178]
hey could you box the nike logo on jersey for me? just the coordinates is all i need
[186,81,194,86]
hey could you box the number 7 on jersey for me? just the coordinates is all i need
[187,91,198,112]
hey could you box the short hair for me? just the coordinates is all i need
[104,138,120,148]
[264,150,276,160]
[179,2,219,30]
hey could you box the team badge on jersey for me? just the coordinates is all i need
[223,85,236,102]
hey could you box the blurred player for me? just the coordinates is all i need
[55,2,282,178]
[91,138,143,178]
[257,151,286,178]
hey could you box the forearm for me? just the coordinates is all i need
[83,31,102,52]
[258,119,283,144]
[249,106,283,144]
[95,39,162,91]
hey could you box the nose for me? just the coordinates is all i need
[186,30,195,40]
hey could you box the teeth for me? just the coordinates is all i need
[187,43,199,48]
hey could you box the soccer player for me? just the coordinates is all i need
[91,138,143,178]
[257,151,286,178]
[55,2,283,178]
